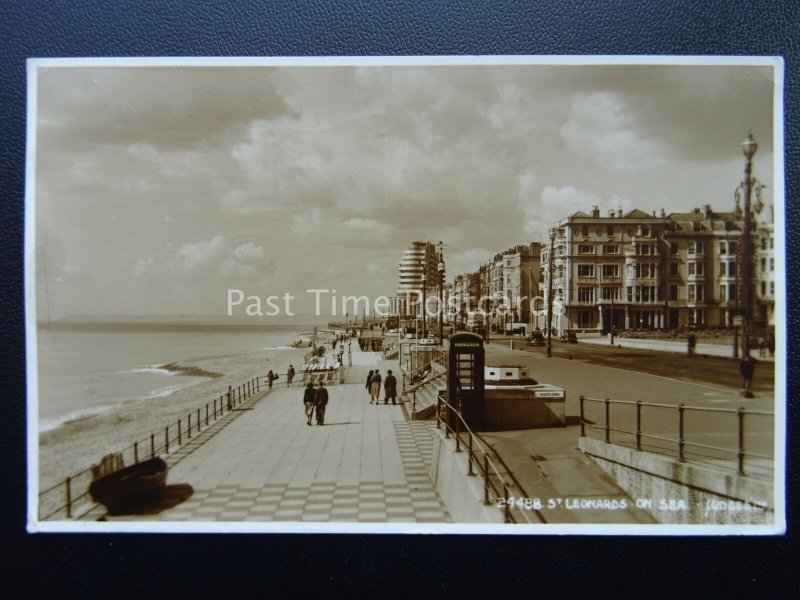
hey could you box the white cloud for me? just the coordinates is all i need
[233,242,264,262]
[560,92,667,171]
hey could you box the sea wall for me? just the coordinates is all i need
[579,437,774,525]
[429,431,504,524]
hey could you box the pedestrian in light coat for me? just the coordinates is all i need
[365,369,374,400]
[370,369,382,404]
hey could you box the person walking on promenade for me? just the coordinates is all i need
[365,369,374,400]
[303,382,316,426]
[287,365,295,387]
[267,369,278,389]
[370,369,382,404]
[740,356,756,398]
[383,369,397,405]
[315,382,329,425]
[687,333,697,357]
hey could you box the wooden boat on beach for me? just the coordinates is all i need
[89,457,168,509]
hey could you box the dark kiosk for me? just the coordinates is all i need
[446,332,485,429]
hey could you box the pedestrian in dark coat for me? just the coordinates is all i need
[303,382,316,425]
[315,382,329,425]
[740,356,756,398]
[267,369,278,389]
[287,365,295,386]
[383,370,398,405]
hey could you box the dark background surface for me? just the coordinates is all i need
[1,0,797,595]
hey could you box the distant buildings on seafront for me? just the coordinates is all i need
[388,201,775,336]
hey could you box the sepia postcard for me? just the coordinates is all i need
[26,56,785,534]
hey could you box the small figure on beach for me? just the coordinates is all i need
[287,365,295,386]
[267,369,278,389]
[303,382,316,426]
[739,356,756,398]
[315,382,329,425]
[384,370,397,405]
[370,369,382,404]
[365,369,374,401]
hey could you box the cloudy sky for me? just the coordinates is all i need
[33,60,776,318]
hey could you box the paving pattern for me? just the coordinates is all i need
[104,348,450,524]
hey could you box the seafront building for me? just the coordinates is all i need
[444,201,772,337]
[390,241,444,319]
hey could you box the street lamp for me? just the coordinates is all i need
[546,228,556,358]
[421,260,427,340]
[737,133,763,358]
[438,241,445,345]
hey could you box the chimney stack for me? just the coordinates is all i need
[592,205,600,218]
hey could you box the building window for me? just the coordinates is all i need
[770,281,775,295]
[581,225,589,236]
[578,287,594,303]
[578,244,594,254]
[577,264,594,277]
[770,257,774,271]
[695,241,704,254]
[761,257,766,272]
[688,262,703,276]
[627,286,633,302]
[670,262,679,276]
[688,242,695,255]
[607,225,614,236]
[601,264,619,277]
[603,244,619,254]
[760,281,766,296]
[728,262,736,277]
[641,227,650,237]
[719,261,725,276]
[761,237,767,250]
[719,242,727,255]
[719,284,726,301]
[729,242,736,253]
[670,242,679,254]
[728,284,736,301]
[770,238,774,249]
[670,284,679,300]
[688,286,695,302]
[601,287,618,300]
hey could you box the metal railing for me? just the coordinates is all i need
[39,370,303,521]
[407,370,447,412]
[579,395,774,476]
[435,396,541,524]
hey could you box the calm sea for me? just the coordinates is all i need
[34,322,322,432]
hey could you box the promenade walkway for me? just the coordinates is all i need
[580,334,775,362]
[105,345,451,524]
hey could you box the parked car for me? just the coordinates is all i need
[560,330,578,343]
[526,330,546,346]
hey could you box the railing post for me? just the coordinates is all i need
[206,404,209,427]
[604,398,610,444]
[165,426,170,453]
[134,441,139,464]
[483,454,490,505]
[579,395,585,437]
[678,404,685,462]
[187,414,191,439]
[738,407,746,476]
[636,401,642,451]
[150,433,155,459]
[227,386,233,411]
[257,377,260,392]
[178,419,182,445]
[455,413,461,452]
[197,408,201,432]
[503,483,510,523]
[65,477,72,518]
[468,434,475,476]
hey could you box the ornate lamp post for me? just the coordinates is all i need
[737,133,765,358]
[438,241,445,344]
[546,228,556,358]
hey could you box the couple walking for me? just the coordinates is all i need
[366,368,397,405]
[303,381,329,425]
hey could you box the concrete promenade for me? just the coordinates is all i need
[105,344,451,523]
[579,334,775,362]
